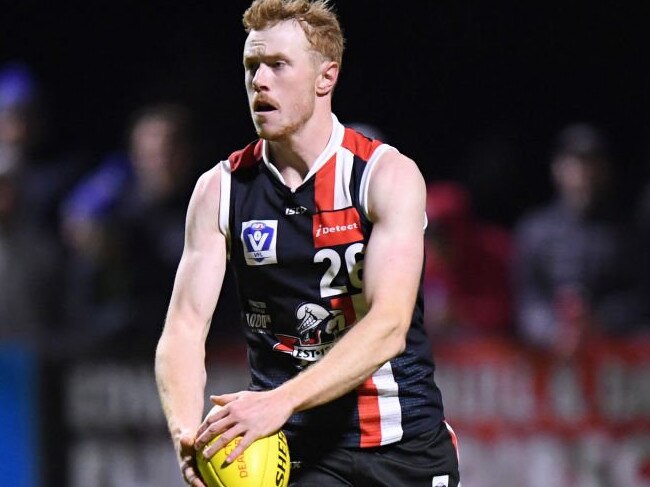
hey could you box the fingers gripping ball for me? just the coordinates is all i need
[196,430,291,487]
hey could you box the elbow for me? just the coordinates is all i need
[155,324,206,371]
[154,334,173,378]
[383,318,409,359]
[155,326,175,361]
[363,306,411,362]
[390,329,407,357]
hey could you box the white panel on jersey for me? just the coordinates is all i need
[372,361,403,445]
[358,144,397,221]
[218,161,232,247]
[333,148,354,210]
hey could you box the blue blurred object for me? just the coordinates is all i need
[0,62,36,111]
[60,153,132,222]
[0,345,39,487]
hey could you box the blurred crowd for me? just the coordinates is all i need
[424,123,650,357]
[0,62,238,360]
[1,62,649,362]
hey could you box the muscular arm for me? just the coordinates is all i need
[155,165,227,484]
[197,151,427,461]
[281,151,425,408]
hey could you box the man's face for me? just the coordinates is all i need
[129,117,190,198]
[243,20,321,140]
[131,118,177,172]
[0,108,30,147]
[552,155,609,212]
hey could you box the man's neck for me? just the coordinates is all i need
[266,111,333,183]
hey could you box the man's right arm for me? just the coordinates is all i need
[155,164,228,483]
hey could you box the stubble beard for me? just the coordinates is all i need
[251,91,316,142]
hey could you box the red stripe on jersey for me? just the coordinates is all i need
[314,155,336,212]
[273,335,298,352]
[228,139,264,171]
[342,128,383,161]
[357,378,382,447]
[329,295,357,326]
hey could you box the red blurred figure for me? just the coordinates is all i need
[424,181,514,339]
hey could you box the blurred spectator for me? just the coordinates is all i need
[514,123,649,357]
[0,62,85,238]
[0,158,62,348]
[423,181,514,339]
[0,63,40,170]
[60,103,197,355]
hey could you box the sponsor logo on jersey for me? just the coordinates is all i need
[241,220,278,265]
[432,475,449,487]
[285,205,308,215]
[272,302,348,364]
[312,207,364,248]
[245,300,272,332]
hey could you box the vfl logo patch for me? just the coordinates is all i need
[241,220,278,266]
[312,207,364,248]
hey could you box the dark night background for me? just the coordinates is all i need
[1,0,649,225]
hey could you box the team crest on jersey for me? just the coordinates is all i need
[241,220,278,265]
[272,302,348,364]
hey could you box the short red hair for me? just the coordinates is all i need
[243,0,345,67]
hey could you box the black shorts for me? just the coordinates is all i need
[288,421,460,487]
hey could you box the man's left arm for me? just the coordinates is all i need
[196,151,426,462]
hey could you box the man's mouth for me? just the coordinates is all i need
[253,99,278,113]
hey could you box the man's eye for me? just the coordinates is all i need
[273,60,286,69]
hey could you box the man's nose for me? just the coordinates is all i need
[252,65,269,91]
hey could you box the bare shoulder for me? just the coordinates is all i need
[193,163,222,204]
[367,150,426,223]
[187,163,223,236]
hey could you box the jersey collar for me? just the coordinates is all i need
[261,113,345,189]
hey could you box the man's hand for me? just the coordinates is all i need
[194,390,294,464]
[177,434,206,487]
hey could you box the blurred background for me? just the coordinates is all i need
[1,1,649,486]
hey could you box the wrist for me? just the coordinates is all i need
[172,427,195,453]
[273,380,302,415]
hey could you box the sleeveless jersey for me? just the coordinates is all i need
[218,115,444,455]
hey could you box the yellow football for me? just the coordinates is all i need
[196,427,290,487]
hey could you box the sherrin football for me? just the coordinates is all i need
[196,409,290,487]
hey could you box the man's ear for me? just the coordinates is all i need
[316,61,339,96]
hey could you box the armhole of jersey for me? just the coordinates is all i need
[359,144,396,222]
[218,160,232,253]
